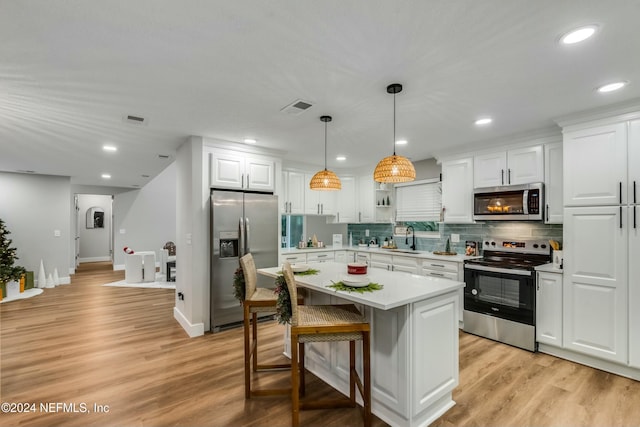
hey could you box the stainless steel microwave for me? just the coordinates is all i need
[473,183,544,221]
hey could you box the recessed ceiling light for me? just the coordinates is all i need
[475,118,493,125]
[103,145,117,152]
[244,138,257,144]
[336,155,346,161]
[597,81,627,93]
[560,25,598,45]
[395,140,408,145]
[101,174,111,179]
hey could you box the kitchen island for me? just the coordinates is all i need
[258,261,464,427]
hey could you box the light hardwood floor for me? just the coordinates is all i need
[2,262,640,427]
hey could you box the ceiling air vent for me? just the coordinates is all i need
[122,114,148,126]
[280,99,313,115]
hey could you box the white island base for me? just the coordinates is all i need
[259,263,462,427]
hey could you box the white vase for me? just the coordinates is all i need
[53,268,60,286]
[46,273,55,288]
[38,260,46,289]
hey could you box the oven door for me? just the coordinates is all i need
[464,264,535,325]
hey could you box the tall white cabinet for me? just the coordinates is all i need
[562,116,640,366]
[544,142,563,224]
[441,157,474,223]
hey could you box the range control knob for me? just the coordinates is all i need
[541,244,547,249]
[533,244,539,248]
[471,289,478,296]
[491,241,496,246]
[485,241,490,246]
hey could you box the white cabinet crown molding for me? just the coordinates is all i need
[554,99,640,130]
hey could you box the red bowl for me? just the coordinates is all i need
[347,263,368,275]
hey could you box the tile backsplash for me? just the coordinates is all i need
[347,222,563,254]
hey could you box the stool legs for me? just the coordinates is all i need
[243,304,251,399]
[291,332,300,427]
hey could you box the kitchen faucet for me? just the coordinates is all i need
[405,225,416,250]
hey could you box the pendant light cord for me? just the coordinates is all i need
[324,119,328,171]
[392,92,396,156]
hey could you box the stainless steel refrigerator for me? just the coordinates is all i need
[210,190,279,330]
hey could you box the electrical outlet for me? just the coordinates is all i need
[451,233,460,243]
[365,229,370,237]
[53,229,61,237]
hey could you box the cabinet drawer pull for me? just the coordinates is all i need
[430,263,445,268]
[429,272,445,277]
[286,257,298,260]
[317,254,328,258]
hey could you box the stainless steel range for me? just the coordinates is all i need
[463,238,551,351]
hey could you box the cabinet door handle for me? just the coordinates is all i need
[546,204,549,222]
[634,181,637,204]
[241,174,245,189]
[620,206,623,229]
[246,174,249,188]
[501,169,504,185]
[321,204,324,214]
[620,181,623,204]
[508,168,511,184]
[634,205,637,229]
[359,212,362,222]
[288,202,292,213]
[337,212,340,222]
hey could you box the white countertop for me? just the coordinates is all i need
[535,263,564,273]
[281,245,480,263]
[258,261,465,311]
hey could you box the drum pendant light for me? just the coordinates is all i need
[310,115,341,191]
[373,83,416,183]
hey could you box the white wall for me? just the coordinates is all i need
[0,172,71,284]
[78,194,112,262]
[173,136,208,337]
[111,163,178,269]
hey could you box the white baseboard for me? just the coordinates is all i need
[79,256,111,263]
[34,276,71,287]
[174,307,205,337]
[113,264,124,271]
[539,343,640,381]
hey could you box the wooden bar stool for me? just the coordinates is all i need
[281,262,371,427]
[240,253,299,398]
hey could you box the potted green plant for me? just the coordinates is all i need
[0,218,26,299]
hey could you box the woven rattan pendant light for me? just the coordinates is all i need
[309,115,341,191]
[373,83,416,183]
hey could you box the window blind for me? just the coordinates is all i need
[395,180,442,222]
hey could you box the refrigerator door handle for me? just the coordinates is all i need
[245,217,251,254]
[239,217,245,256]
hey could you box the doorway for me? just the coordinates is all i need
[75,194,113,265]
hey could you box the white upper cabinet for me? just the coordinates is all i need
[357,174,375,223]
[281,171,305,214]
[335,175,357,223]
[544,143,563,223]
[304,173,335,215]
[474,145,544,188]
[629,120,640,205]
[210,151,275,191]
[563,122,627,206]
[441,157,474,223]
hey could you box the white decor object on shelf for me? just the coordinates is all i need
[46,273,54,288]
[37,259,46,289]
[53,268,60,286]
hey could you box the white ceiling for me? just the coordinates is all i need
[1,1,639,188]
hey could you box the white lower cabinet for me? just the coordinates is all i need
[371,253,393,270]
[391,255,420,274]
[563,206,628,364]
[306,251,334,263]
[355,252,371,266]
[421,259,464,324]
[281,253,306,264]
[334,250,348,263]
[536,271,563,346]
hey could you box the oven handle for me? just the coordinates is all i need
[464,264,533,276]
